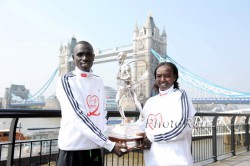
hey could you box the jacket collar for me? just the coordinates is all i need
[73,67,93,77]
[159,85,174,96]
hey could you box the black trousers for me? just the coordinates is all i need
[56,149,102,166]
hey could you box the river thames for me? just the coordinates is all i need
[0,118,61,137]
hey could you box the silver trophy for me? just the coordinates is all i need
[106,52,148,149]
[115,52,148,121]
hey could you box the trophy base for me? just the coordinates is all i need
[109,136,143,149]
[106,122,145,149]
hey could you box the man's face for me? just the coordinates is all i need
[73,43,95,72]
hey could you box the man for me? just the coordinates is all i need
[56,41,125,166]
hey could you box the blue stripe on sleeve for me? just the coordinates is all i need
[154,89,189,141]
[61,73,107,142]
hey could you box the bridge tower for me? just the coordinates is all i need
[58,36,77,76]
[133,13,167,101]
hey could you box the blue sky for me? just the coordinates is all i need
[0,0,250,98]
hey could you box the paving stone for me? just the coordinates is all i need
[204,151,250,166]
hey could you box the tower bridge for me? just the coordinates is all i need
[57,13,250,114]
[2,13,250,110]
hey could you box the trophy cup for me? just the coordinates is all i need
[106,52,148,150]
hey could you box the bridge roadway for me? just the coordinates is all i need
[10,101,45,107]
[204,151,250,166]
[9,97,250,107]
[192,98,250,104]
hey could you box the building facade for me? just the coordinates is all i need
[2,84,30,109]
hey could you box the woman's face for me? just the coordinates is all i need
[155,65,176,91]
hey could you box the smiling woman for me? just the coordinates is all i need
[154,62,178,91]
[141,62,197,166]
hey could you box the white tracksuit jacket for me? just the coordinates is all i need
[142,86,196,166]
[56,67,115,151]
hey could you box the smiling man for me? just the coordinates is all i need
[56,41,126,166]
[73,41,95,72]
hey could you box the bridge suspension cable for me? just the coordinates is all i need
[151,49,250,98]
[29,68,58,100]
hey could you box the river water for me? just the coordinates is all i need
[0,118,61,137]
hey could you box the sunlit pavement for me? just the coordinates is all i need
[205,151,250,166]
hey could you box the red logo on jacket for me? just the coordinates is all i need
[86,95,100,116]
[147,113,163,130]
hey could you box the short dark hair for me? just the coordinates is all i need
[75,41,93,51]
[77,41,92,47]
[153,62,179,90]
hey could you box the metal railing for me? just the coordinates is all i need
[0,109,250,166]
[193,112,250,164]
[0,109,60,166]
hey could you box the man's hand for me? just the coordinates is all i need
[112,143,128,157]
[142,135,151,150]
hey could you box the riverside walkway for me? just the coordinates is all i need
[205,151,250,166]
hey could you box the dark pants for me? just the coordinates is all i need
[56,149,102,166]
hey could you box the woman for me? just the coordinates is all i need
[142,62,196,166]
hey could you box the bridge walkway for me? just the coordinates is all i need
[205,151,250,166]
